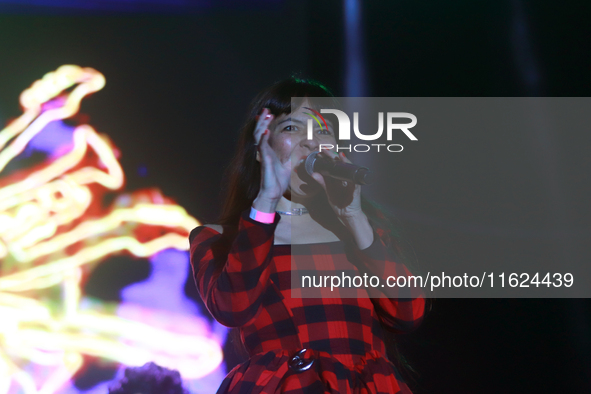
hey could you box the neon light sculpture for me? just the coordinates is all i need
[0,65,223,394]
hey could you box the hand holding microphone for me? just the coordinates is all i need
[301,150,369,221]
[304,151,374,185]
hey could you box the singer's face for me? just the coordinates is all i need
[268,101,337,198]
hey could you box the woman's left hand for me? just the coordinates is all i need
[308,150,374,249]
[308,151,362,218]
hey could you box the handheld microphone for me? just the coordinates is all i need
[304,152,375,185]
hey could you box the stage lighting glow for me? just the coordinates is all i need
[0,65,223,394]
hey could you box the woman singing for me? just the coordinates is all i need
[189,78,425,393]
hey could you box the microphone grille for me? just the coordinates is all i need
[304,152,319,175]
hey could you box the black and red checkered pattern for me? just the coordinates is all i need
[189,210,425,394]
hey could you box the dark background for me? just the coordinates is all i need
[0,1,590,392]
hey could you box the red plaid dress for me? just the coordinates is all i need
[189,210,425,394]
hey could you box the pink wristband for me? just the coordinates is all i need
[249,207,275,224]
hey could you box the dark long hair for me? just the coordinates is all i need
[216,76,424,382]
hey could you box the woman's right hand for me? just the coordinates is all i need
[252,108,292,213]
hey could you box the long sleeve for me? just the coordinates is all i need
[351,227,425,333]
[189,210,280,328]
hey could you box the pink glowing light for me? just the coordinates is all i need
[0,65,225,394]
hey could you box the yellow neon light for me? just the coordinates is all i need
[0,65,220,394]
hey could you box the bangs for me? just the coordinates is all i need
[251,77,337,118]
